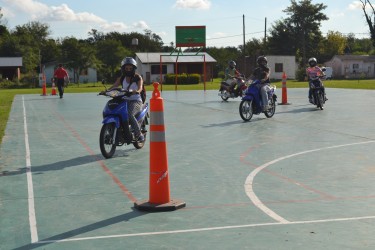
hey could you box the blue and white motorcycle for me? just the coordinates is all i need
[239,80,277,122]
[99,87,149,158]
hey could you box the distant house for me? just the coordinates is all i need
[0,57,22,80]
[266,55,296,80]
[43,62,97,85]
[324,55,375,79]
[135,52,217,84]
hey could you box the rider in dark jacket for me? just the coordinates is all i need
[251,56,271,111]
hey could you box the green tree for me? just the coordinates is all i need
[319,31,347,62]
[267,0,328,66]
[206,46,242,77]
[283,0,328,65]
[60,37,97,84]
[359,0,375,47]
[12,21,51,72]
[96,39,130,81]
[267,20,296,55]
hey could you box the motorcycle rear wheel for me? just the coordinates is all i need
[239,100,253,122]
[100,123,117,158]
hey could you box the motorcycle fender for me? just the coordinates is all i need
[102,116,120,128]
[242,95,254,101]
[136,103,149,122]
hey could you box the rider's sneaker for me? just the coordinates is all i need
[262,105,270,112]
[309,98,313,104]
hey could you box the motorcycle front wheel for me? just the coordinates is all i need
[317,91,324,110]
[220,90,229,101]
[265,95,276,118]
[239,100,253,122]
[100,123,117,158]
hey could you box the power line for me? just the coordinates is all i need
[207,31,264,40]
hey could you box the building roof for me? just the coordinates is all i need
[0,57,23,67]
[136,52,216,64]
[332,55,375,62]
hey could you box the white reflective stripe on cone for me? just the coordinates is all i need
[150,131,166,142]
[150,111,164,125]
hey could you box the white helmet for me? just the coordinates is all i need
[308,57,317,67]
[121,57,137,69]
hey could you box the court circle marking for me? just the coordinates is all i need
[244,140,375,224]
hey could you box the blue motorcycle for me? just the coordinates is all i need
[99,88,149,158]
[239,80,277,122]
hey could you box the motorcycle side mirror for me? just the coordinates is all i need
[101,79,107,91]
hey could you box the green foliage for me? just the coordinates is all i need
[164,73,200,85]
[295,67,307,81]
[0,79,30,89]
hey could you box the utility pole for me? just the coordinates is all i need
[243,14,246,75]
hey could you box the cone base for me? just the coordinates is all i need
[134,199,186,212]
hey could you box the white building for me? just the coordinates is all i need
[266,55,296,79]
[135,52,217,84]
[0,57,22,80]
[43,62,97,85]
[324,55,375,79]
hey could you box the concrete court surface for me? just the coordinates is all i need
[1,87,375,250]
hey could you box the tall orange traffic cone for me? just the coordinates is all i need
[279,72,290,105]
[41,74,47,96]
[134,82,186,212]
[41,82,47,96]
[51,81,57,95]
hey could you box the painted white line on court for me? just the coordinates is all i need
[35,214,375,243]
[244,140,375,223]
[23,96,38,243]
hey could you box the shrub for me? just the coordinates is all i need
[164,73,200,85]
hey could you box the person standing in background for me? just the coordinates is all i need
[54,64,70,98]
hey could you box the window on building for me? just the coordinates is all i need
[80,69,88,76]
[353,64,359,70]
[151,65,167,74]
[275,63,283,73]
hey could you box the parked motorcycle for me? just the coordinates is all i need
[219,75,249,101]
[239,80,277,122]
[98,87,149,158]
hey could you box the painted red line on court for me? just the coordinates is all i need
[55,112,137,203]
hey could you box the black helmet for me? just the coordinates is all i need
[121,57,137,76]
[257,56,268,67]
[229,60,236,69]
[308,57,317,67]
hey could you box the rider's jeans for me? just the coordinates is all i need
[260,84,271,107]
[127,100,143,138]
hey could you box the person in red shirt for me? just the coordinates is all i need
[53,64,70,98]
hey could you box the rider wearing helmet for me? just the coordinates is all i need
[251,56,271,111]
[107,56,145,141]
[223,60,241,95]
[306,57,327,103]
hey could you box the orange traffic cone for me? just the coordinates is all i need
[134,82,186,212]
[41,74,47,96]
[41,82,47,96]
[51,82,57,95]
[279,72,290,105]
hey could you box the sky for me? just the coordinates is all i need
[0,0,372,47]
